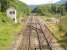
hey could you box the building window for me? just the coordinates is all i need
[10,11,13,14]
[10,11,15,14]
[13,11,15,14]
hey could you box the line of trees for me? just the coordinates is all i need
[0,0,31,16]
[0,0,15,12]
[33,2,67,16]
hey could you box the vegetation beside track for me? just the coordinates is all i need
[0,0,31,50]
[42,15,67,49]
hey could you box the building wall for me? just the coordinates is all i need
[6,8,17,23]
[6,8,16,19]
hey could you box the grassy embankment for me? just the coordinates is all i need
[0,12,26,50]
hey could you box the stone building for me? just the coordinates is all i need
[6,7,17,23]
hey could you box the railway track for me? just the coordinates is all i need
[12,16,64,50]
[34,16,64,50]
[35,18,52,50]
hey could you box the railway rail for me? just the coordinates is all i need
[12,16,64,50]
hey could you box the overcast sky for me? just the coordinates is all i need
[19,0,60,5]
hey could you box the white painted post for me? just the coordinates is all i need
[15,10,17,23]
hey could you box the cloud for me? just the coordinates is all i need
[19,0,60,5]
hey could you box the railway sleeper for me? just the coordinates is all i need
[35,48,50,50]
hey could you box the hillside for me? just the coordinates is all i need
[0,0,31,50]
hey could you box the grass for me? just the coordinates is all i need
[58,24,67,50]
[0,12,24,50]
[41,16,60,39]
[41,16,52,21]
[0,23,22,50]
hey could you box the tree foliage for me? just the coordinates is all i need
[0,0,15,12]
[33,3,66,16]
[0,0,31,16]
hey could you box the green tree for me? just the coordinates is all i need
[65,1,67,12]
[0,0,16,12]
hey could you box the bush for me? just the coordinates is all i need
[0,12,12,24]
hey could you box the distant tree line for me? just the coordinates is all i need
[33,2,67,16]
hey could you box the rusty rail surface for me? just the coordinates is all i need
[12,16,64,50]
